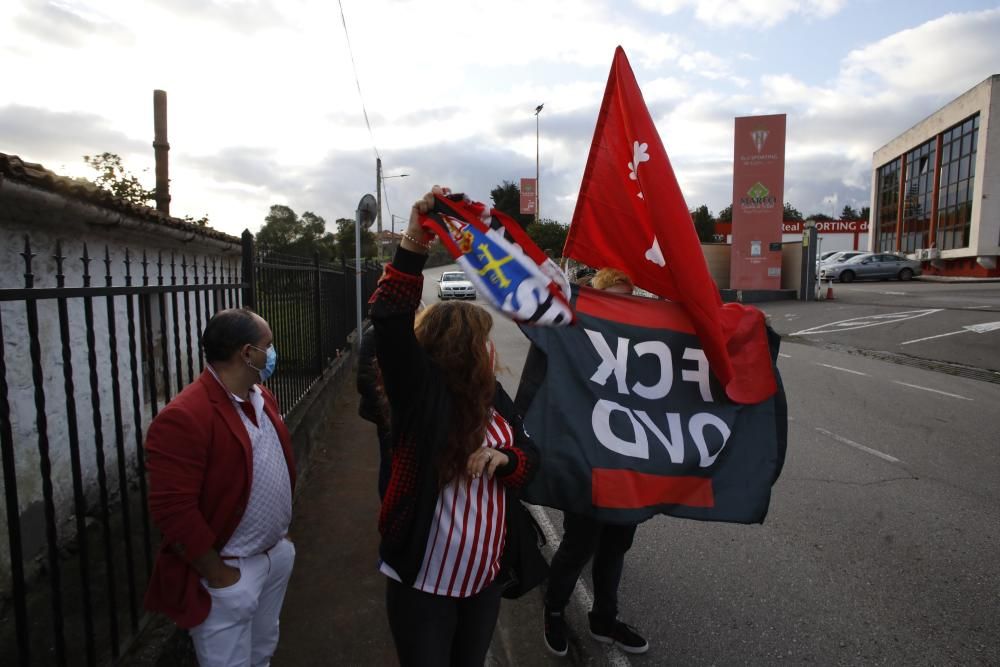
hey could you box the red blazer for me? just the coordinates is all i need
[143,369,296,628]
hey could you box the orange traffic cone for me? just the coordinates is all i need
[825,279,835,300]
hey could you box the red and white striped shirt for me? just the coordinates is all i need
[381,410,513,597]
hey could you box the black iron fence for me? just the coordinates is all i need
[0,231,381,666]
[246,236,381,414]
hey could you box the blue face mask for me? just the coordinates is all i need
[248,344,277,382]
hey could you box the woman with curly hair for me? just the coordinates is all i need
[369,187,540,666]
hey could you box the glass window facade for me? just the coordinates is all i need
[900,139,936,253]
[874,112,979,254]
[875,158,900,252]
[936,114,979,250]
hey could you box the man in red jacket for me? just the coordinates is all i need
[144,307,296,667]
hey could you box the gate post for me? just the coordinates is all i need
[799,221,818,301]
[241,229,256,309]
[313,252,323,371]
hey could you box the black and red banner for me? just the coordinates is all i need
[517,286,787,525]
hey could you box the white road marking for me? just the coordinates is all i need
[817,363,869,376]
[779,353,792,358]
[901,320,1000,345]
[879,291,907,295]
[528,506,632,667]
[892,381,972,401]
[791,309,942,336]
[965,321,1000,333]
[969,305,993,310]
[815,427,901,463]
[899,330,968,345]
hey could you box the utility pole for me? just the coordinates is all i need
[376,157,383,261]
[379,170,409,260]
[535,103,544,224]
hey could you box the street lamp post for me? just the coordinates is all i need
[390,214,408,235]
[535,103,543,224]
[375,162,409,261]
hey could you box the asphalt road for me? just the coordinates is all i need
[760,281,1000,374]
[420,266,1000,665]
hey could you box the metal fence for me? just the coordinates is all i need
[0,231,381,666]
[246,235,382,414]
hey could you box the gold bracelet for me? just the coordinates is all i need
[402,231,432,249]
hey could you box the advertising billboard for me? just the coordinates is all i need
[520,178,537,215]
[730,115,786,289]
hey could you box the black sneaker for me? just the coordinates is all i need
[543,607,569,657]
[588,613,649,654]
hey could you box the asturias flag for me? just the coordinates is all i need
[420,192,574,326]
[564,46,775,404]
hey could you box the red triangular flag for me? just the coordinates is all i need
[564,46,776,404]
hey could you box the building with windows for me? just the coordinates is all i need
[870,75,999,277]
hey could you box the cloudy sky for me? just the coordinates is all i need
[2,0,998,237]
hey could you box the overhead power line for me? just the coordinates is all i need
[337,0,380,160]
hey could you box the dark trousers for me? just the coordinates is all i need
[544,512,637,624]
[385,577,502,667]
[377,427,392,500]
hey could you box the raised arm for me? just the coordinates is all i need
[367,191,438,414]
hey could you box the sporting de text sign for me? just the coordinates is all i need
[520,178,537,215]
[731,115,786,290]
[782,220,870,233]
[518,286,787,525]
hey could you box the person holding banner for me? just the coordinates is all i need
[369,189,541,666]
[518,268,650,658]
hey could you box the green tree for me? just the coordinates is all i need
[257,205,337,259]
[182,214,210,227]
[840,205,859,220]
[83,152,154,206]
[808,213,835,221]
[717,205,733,222]
[783,202,804,221]
[490,180,534,229]
[257,205,301,249]
[335,218,376,259]
[859,206,871,221]
[526,219,568,256]
[690,204,716,243]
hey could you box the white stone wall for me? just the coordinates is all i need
[0,203,241,594]
[976,77,1000,256]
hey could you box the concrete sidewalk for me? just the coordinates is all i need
[271,384,397,666]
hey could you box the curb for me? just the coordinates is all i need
[915,276,1000,283]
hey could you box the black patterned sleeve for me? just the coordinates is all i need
[368,247,430,414]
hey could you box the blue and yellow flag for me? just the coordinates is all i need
[420,193,574,326]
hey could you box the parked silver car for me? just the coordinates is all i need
[816,250,867,276]
[437,271,477,300]
[819,253,922,283]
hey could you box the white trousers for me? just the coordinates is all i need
[189,538,296,667]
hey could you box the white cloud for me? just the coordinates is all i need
[1,1,996,233]
[635,0,847,27]
[838,8,1000,98]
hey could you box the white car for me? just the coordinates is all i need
[437,271,477,300]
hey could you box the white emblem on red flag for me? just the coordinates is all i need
[628,141,649,199]
[645,236,665,267]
